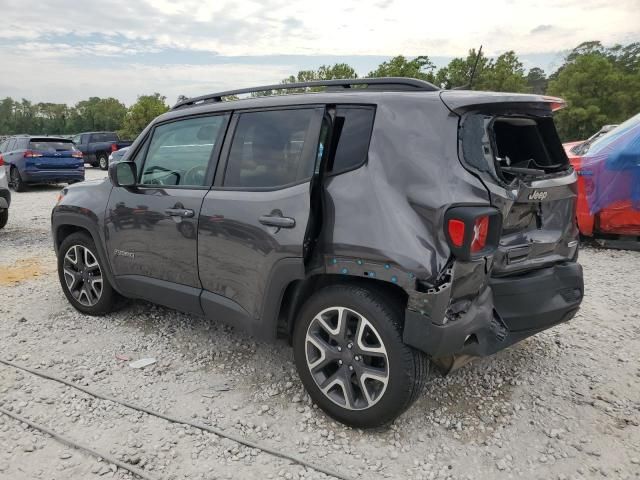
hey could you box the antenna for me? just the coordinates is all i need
[467,45,483,90]
[452,45,483,90]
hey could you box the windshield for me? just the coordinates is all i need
[584,113,640,156]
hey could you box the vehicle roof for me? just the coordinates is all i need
[159,89,557,123]
[76,131,118,135]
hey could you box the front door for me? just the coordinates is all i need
[198,107,323,322]
[105,113,229,312]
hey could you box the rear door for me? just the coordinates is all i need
[105,113,229,314]
[198,106,323,321]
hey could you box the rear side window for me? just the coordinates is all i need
[91,133,118,143]
[329,106,375,174]
[140,115,227,187]
[224,109,317,188]
[29,140,74,152]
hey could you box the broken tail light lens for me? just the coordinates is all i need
[111,143,118,152]
[470,215,489,252]
[445,207,502,261]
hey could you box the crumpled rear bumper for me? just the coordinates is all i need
[403,262,583,358]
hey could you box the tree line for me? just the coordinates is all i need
[0,41,638,141]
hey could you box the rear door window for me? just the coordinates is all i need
[329,106,375,174]
[90,133,118,143]
[223,109,318,188]
[139,114,228,187]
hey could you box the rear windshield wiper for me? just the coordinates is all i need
[500,166,547,177]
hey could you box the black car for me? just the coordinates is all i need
[51,78,583,427]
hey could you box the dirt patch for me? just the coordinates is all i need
[0,257,54,286]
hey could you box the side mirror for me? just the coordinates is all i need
[109,161,137,187]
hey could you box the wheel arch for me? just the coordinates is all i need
[53,213,121,295]
[276,273,409,342]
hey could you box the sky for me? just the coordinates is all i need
[0,0,638,106]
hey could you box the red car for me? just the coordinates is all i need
[563,117,640,238]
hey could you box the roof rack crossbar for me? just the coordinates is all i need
[172,77,439,110]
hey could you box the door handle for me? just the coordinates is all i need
[165,208,195,218]
[259,214,296,228]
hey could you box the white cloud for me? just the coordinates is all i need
[0,0,637,103]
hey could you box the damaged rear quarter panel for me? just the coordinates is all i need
[319,94,490,311]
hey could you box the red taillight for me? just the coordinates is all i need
[470,215,489,252]
[72,151,83,159]
[447,219,466,247]
[445,207,501,261]
[0,154,4,166]
[24,150,43,158]
[111,143,118,152]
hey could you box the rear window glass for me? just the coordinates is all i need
[330,106,375,174]
[91,133,118,143]
[29,140,74,152]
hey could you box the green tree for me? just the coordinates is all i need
[477,51,528,92]
[368,55,436,83]
[435,48,489,89]
[119,93,169,140]
[548,42,640,140]
[526,67,548,94]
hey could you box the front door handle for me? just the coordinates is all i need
[259,214,296,229]
[165,208,194,218]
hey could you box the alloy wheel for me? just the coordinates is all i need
[99,156,108,169]
[305,306,389,410]
[62,245,103,306]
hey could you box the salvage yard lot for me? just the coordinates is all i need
[0,169,639,480]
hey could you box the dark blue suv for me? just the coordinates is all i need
[0,135,85,192]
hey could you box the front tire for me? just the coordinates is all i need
[98,154,109,170]
[0,209,7,229]
[293,284,428,428]
[57,232,119,315]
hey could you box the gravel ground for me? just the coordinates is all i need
[0,168,639,480]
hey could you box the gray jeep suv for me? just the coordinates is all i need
[52,78,583,427]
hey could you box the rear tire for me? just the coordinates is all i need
[57,232,119,315]
[98,154,109,170]
[9,167,27,192]
[293,284,428,428]
[0,209,8,229]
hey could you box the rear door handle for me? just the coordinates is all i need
[165,208,194,218]
[259,214,296,228]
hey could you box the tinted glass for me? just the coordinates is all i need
[330,106,375,173]
[6,139,16,151]
[29,140,74,152]
[224,109,316,188]
[72,135,82,144]
[91,133,118,143]
[140,115,227,187]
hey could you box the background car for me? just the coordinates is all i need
[564,124,618,161]
[567,113,640,239]
[107,145,130,165]
[0,135,85,192]
[72,131,132,170]
[0,147,10,228]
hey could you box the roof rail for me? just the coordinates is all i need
[171,77,439,110]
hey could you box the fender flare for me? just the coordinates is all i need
[52,211,122,295]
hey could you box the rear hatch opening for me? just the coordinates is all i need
[491,116,569,184]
